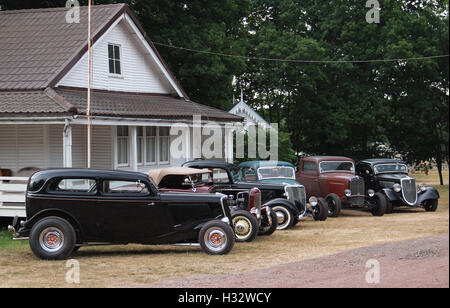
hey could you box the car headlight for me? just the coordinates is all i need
[393,183,401,193]
[344,189,352,197]
[309,196,318,207]
[368,189,375,197]
[418,183,427,192]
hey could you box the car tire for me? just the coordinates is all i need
[231,210,259,242]
[385,198,393,214]
[29,216,76,260]
[423,199,438,212]
[371,193,387,216]
[271,205,294,230]
[312,198,329,221]
[326,193,342,218]
[199,220,235,255]
[259,209,278,236]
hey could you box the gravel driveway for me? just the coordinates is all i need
[146,233,449,288]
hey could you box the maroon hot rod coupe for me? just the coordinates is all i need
[296,156,386,217]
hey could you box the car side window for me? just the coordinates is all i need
[49,178,97,194]
[212,168,230,183]
[302,162,317,173]
[103,180,149,195]
[243,167,257,181]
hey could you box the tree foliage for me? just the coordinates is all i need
[0,0,448,182]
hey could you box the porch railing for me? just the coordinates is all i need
[0,176,28,218]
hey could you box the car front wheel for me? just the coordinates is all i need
[231,210,259,242]
[271,205,294,230]
[29,216,76,260]
[312,198,329,221]
[326,193,342,218]
[258,209,278,236]
[371,193,387,216]
[199,220,235,255]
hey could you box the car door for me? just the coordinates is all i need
[97,179,173,243]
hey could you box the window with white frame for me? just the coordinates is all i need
[159,127,170,163]
[108,44,122,75]
[117,126,129,166]
[145,127,157,164]
[116,126,171,167]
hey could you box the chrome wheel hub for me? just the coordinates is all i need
[276,211,286,224]
[204,228,227,252]
[39,227,64,253]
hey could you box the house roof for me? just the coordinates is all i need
[0,4,124,90]
[0,4,242,122]
[54,87,243,121]
[0,90,71,116]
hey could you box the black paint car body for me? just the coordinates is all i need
[356,159,440,212]
[11,169,235,259]
[182,160,324,230]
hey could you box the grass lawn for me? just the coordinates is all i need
[0,171,448,287]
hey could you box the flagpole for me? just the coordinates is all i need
[87,0,92,168]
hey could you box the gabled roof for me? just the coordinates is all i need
[229,95,270,128]
[0,4,187,98]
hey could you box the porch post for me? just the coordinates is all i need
[129,126,138,171]
[224,125,234,164]
[63,123,73,168]
[185,126,191,161]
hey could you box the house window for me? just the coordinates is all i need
[145,127,156,164]
[108,44,121,75]
[117,126,129,166]
[159,127,170,163]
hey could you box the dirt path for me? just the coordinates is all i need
[146,233,449,288]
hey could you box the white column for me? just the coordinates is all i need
[184,126,191,161]
[224,125,234,163]
[129,126,138,171]
[63,123,73,168]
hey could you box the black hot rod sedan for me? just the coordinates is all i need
[8,169,236,260]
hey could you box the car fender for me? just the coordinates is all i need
[417,186,440,204]
[263,198,299,216]
[381,188,400,202]
[23,208,83,239]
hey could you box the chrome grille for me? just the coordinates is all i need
[349,177,365,205]
[401,178,417,205]
[285,185,307,211]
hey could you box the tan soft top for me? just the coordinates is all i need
[148,167,212,185]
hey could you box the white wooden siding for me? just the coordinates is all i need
[0,125,45,172]
[58,19,175,95]
[71,125,113,169]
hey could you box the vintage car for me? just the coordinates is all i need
[356,159,440,213]
[236,161,329,224]
[183,160,328,230]
[148,167,261,242]
[297,156,386,217]
[8,169,236,260]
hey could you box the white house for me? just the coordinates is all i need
[0,4,242,216]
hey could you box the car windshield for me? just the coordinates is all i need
[257,166,296,180]
[319,161,354,173]
[374,163,408,174]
